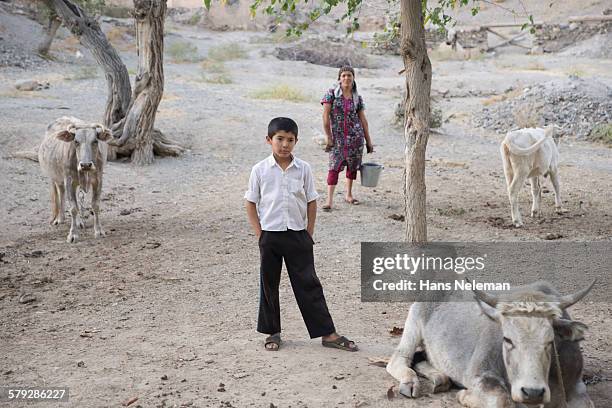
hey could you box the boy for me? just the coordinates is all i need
[245,117,358,352]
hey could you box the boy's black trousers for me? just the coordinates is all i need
[257,229,336,338]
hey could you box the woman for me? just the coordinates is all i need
[320,66,373,211]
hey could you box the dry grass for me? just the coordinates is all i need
[156,107,185,119]
[249,31,299,45]
[55,36,80,53]
[481,88,523,106]
[566,68,586,78]
[200,60,227,74]
[167,41,202,63]
[250,84,310,102]
[106,26,135,52]
[206,43,247,62]
[513,102,542,128]
[161,93,181,102]
[0,89,57,99]
[525,62,547,71]
[65,66,99,81]
[201,74,233,85]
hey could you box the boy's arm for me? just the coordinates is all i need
[245,166,262,239]
[306,200,316,237]
[246,201,262,238]
[304,163,319,237]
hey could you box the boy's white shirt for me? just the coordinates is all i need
[245,154,319,231]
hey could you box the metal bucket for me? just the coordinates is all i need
[360,162,384,187]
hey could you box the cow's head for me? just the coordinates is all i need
[473,280,594,406]
[55,123,111,172]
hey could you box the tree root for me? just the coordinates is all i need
[108,128,185,161]
[152,129,185,157]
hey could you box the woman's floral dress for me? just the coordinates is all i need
[321,88,365,173]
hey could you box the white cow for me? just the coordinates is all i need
[500,126,564,227]
[38,117,111,243]
[387,281,595,407]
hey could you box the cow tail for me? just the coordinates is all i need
[50,182,59,223]
[500,142,513,187]
[503,135,548,156]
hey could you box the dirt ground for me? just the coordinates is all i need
[0,4,611,408]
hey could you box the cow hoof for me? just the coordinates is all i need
[530,210,542,218]
[95,229,106,238]
[66,233,79,243]
[77,219,85,229]
[399,380,421,398]
[513,222,523,228]
[432,375,451,393]
[556,207,569,214]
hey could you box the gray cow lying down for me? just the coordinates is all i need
[39,117,111,243]
[386,281,595,407]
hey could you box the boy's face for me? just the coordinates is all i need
[267,130,297,159]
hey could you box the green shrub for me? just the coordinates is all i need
[202,74,233,84]
[167,41,202,63]
[207,43,247,62]
[250,85,310,102]
[588,124,612,145]
[200,60,227,74]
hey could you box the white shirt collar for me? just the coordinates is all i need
[267,154,300,169]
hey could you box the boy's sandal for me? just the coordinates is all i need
[322,336,358,352]
[264,333,281,351]
[345,198,360,205]
[322,204,332,212]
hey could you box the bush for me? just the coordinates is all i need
[200,60,227,74]
[207,43,247,62]
[101,5,131,18]
[167,41,202,63]
[202,74,233,85]
[588,124,612,145]
[250,85,310,102]
[513,102,542,128]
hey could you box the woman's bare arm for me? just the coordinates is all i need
[322,103,333,150]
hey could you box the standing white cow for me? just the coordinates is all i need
[386,281,595,407]
[38,117,111,243]
[500,126,564,227]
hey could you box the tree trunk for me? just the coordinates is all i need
[112,0,183,165]
[44,0,184,164]
[122,0,166,165]
[37,15,62,56]
[400,0,432,242]
[46,0,131,127]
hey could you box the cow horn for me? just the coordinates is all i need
[558,279,596,310]
[68,124,77,134]
[469,278,499,307]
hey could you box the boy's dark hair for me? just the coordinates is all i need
[267,117,298,139]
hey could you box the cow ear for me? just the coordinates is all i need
[55,130,75,142]
[95,126,112,142]
[554,319,587,341]
[476,299,501,322]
